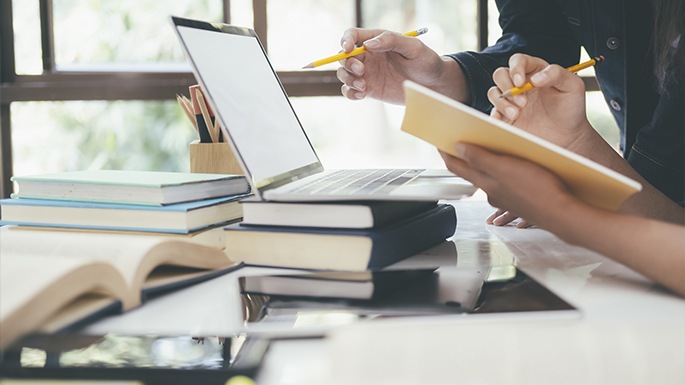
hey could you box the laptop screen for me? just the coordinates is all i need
[174,19,321,188]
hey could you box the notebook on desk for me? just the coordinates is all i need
[170,16,477,202]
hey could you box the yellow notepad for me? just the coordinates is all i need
[400,80,641,210]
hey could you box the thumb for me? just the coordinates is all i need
[362,30,424,58]
[530,65,586,94]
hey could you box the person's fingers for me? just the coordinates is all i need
[340,84,365,100]
[529,64,586,94]
[439,150,496,190]
[340,57,365,77]
[362,30,426,57]
[336,66,356,87]
[488,86,519,121]
[336,66,366,92]
[507,53,549,87]
[491,211,519,226]
[454,143,508,175]
[492,67,515,93]
[340,28,387,52]
[516,219,534,228]
[486,208,507,224]
[490,107,506,121]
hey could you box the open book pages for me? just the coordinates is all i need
[0,226,238,348]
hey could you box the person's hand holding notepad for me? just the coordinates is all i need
[400,80,642,211]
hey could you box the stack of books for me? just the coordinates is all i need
[224,198,457,271]
[0,170,252,249]
[0,169,253,348]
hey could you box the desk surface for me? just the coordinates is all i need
[83,193,685,384]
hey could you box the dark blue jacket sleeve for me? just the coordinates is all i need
[447,0,581,113]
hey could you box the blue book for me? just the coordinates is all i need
[224,204,457,271]
[0,195,249,233]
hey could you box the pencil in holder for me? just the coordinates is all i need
[189,140,243,175]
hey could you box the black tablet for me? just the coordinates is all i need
[0,333,270,385]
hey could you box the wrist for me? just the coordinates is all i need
[537,192,592,240]
[429,56,470,103]
[564,120,603,156]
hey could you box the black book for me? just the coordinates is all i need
[224,203,457,271]
[239,198,438,229]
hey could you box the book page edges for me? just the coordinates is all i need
[0,263,131,349]
[225,231,373,271]
[131,240,235,294]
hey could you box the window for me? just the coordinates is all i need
[1,0,612,198]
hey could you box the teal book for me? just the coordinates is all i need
[10,170,250,205]
[224,204,457,271]
[0,195,248,234]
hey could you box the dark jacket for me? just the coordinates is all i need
[448,0,684,205]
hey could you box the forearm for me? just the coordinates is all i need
[567,124,684,224]
[541,200,685,297]
[431,57,471,104]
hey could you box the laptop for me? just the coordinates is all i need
[170,16,477,202]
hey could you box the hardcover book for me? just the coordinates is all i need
[0,195,248,233]
[240,269,437,300]
[224,204,457,271]
[239,198,437,229]
[10,170,250,206]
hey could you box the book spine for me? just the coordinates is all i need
[367,204,456,269]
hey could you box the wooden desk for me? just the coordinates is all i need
[84,194,685,384]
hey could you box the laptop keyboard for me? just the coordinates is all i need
[287,169,424,196]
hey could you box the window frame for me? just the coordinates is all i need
[0,0,596,198]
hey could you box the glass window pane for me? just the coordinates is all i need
[291,97,445,169]
[266,1,355,70]
[362,0,478,54]
[230,0,254,28]
[11,101,196,177]
[12,0,43,75]
[488,0,503,46]
[51,0,224,69]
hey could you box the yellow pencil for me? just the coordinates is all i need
[500,55,605,98]
[302,27,428,69]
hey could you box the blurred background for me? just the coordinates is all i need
[1,0,618,197]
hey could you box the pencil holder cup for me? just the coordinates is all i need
[189,140,243,175]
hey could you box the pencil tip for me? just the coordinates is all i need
[302,63,314,69]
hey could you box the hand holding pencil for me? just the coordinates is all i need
[499,55,604,98]
[303,27,428,69]
[488,53,600,150]
[327,27,445,104]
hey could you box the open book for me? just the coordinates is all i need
[0,226,240,348]
[401,81,642,210]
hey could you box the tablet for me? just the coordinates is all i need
[0,333,270,385]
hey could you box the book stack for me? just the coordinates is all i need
[224,198,457,271]
[0,169,253,348]
[0,170,252,249]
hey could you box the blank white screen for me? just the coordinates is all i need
[177,26,320,183]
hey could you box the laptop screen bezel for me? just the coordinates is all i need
[170,16,324,199]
